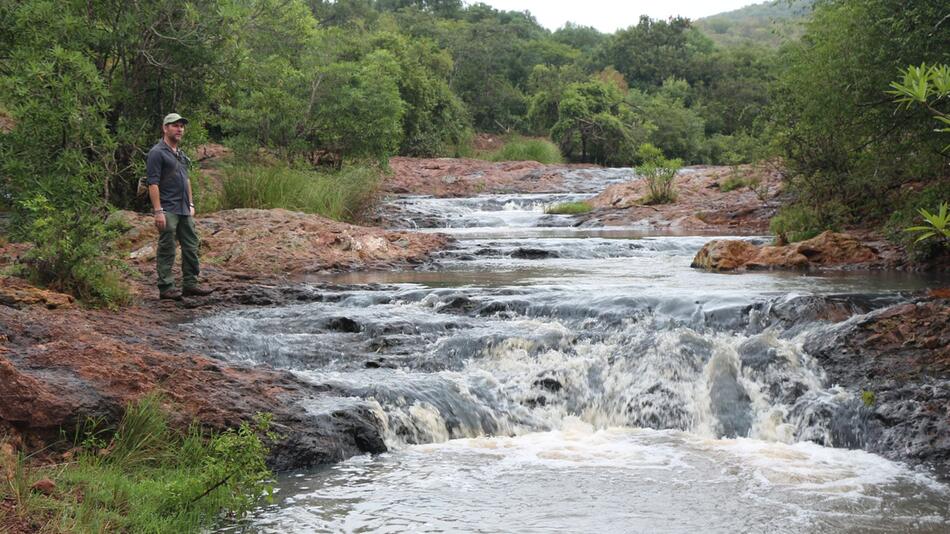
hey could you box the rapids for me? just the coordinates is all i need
[205,167,949,533]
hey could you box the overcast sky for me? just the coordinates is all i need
[476,1,758,33]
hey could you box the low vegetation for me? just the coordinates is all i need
[485,136,564,164]
[215,162,381,222]
[545,201,592,215]
[637,144,682,205]
[0,394,274,533]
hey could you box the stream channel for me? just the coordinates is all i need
[208,168,949,533]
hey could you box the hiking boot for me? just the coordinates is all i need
[182,284,214,297]
[159,288,183,301]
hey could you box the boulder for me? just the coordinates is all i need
[692,231,880,272]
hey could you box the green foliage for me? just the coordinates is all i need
[486,136,564,164]
[16,196,130,308]
[551,79,646,165]
[719,175,752,192]
[904,202,950,246]
[545,201,593,215]
[769,0,949,225]
[1,394,274,533]
[217,163,381,222]
[597,16,706,90]
[636,144,682,205]
[769,203,845,244]
[888,63,950,151]
[861,390,876,407]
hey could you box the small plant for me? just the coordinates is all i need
[861,390,876,407]
[545,201,593,215]
[636,144,682,205]
[719,175,751,193]
[904,202,950,246]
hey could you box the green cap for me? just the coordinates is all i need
[162,113,188,126]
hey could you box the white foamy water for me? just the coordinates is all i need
[231,424,948,533]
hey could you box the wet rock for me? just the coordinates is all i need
[0,304,388,472]
[803,298,950,477]
[692,232,881,272]
[510,248,558,260]
[326,317,361,333]
[708,361,752,438]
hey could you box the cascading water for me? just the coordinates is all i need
[206,169,949,533]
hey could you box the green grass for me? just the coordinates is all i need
[215,163,381,222]
[719,175,753,192]
[544,201,593,215]
[1,394,274,533]
[484,136,564,164]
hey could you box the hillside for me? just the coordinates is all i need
[695,0,813,48]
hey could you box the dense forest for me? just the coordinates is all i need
[0,0,948,304]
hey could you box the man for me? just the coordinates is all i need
[146,113,214,300]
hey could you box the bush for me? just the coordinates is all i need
[636,143,682,205]
[769,203,846,244]
[217,163,381,222]
[1,394,275,533]
[15,195,130,308]
[545,201,592,214]
[487,136,564,164]
[719,175,752,192]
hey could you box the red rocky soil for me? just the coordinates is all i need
[386,157,593,197]
[581,164,784,233]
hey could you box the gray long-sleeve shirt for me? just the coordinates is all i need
[146,139,192,215]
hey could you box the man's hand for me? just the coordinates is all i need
[154,212,166,231]
[190,205,195,217]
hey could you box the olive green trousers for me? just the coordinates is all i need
[156,212,200,291]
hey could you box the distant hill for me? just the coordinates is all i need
[694,0,813,48]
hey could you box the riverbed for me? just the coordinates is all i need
[207,168,949,533]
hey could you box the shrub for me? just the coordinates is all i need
[545,201,592,214]
[487,136,564,164]
[719,175,751,192]
[769,203,846,244]
[636,143,682,205]
[218,163,381,222]
[16,195,130,308]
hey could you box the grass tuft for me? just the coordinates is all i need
[545,201,593,215]
[485,136,564,164]
[215,163,381,222]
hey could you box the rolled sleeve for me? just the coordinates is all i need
[146,148,163,186]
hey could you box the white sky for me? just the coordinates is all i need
[476,1,759,33]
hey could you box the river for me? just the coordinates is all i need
[205,168,949,533]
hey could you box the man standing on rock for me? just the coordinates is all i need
[146,113,214,300]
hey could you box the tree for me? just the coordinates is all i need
[550,79,647,165]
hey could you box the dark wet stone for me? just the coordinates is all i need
[326,317,361,333]
[511,248,558,260]
[708,362,752,438]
